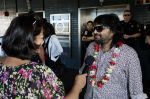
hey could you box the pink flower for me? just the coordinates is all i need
[94,44,100,52]
[13,90,17,95]
[91,75,96,78]
[109,61,116,65]
[112,53,120,58]
[18,68,29,78]
[37,80,41,88]
[22,72,29,79]
[54,85,59,91]
[44,89,51,99]
[18,68,26,74]
[103,76,109,81]
[28,70,33,75]
[89,65,97,70]
[42,80,46,86]
[97,81,103,88]
[116,41,123,47]
[13,86,17,95]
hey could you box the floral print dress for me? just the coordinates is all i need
[0,62,65,99]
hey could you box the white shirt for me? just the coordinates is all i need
[45,35,63,62]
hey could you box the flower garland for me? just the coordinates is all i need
[89,41,123,88]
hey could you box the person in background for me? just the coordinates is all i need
[81,21,94,65]
[0,15,87,99]
[120,9,141,51]
[137,24,150,98]
[32,19,64,79]
[84,13,147,99]
[43,19,63,71]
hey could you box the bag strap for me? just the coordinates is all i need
[44,36,51,57]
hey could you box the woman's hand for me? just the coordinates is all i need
[65,74,87,99]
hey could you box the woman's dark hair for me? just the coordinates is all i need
[43,19,55,38]
[2,15,43,60]
[94,13,124,45]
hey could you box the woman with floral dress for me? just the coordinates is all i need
[0,15,86,99]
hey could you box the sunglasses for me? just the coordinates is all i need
[94,25,109,32]
[123,14,130,16]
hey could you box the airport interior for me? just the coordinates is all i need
[0,0,150,98]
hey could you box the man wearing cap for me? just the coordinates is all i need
[120,10,141,50]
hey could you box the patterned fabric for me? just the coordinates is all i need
[84,42,147,99]
[0,62,65,99]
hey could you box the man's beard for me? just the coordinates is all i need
[95,39,104,45]
[94,34,104,45]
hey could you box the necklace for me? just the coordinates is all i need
[89,41,123,88]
